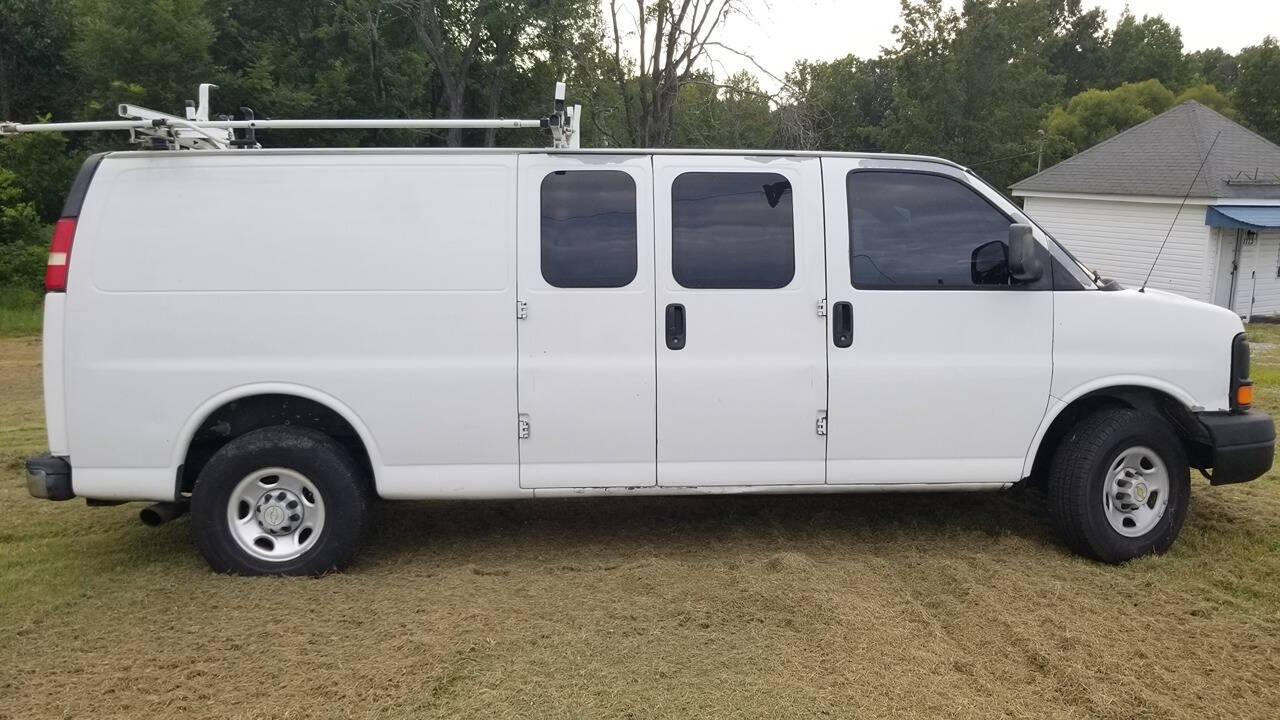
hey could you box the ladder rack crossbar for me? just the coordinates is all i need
[3,118,546,134]
[0,81,581,150]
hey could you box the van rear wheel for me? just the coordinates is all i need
[1047,408,1190,564]
[191,426,370,575]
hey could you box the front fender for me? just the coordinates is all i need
[1021,376,1202,478]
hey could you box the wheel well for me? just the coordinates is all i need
[1027,386,1210,487]
[179,394,374,495]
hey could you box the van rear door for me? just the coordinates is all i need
[516,155,657,488]
[653,155,827,486]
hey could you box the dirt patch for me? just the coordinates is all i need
[757,551,817,573]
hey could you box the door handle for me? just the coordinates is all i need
[832,301,853,348]
[665,303,686,350]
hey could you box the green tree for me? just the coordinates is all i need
[499,23,619,148]
[391,0,602,146]
[886,0,1064,190]
[1105,11,1187,88]
[0,168,49,294]
[72,0,217,116]
[0,0,76,122]
[1048,1,1109,95]
[1043,79,1175,158]
[477,0,605,147]
[1174,83,1232,115]
[672,71,774,149]
[1234,36,1280,142]
[781,55,893,151]
[0,132,84,222]
[1187,48,1239,93]
[206,0,431,147]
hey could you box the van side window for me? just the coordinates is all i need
[847,171,1016,289]
[541,170,638,288]
[672,172,795,289]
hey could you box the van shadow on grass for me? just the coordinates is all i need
[359,488,1061,569]
[64,479,1267,575]
[16,481,1056,578]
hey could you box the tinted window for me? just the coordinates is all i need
[1051,257,1086,289]
[672,172,795,289]
[541,170,637,288]
[848,172,1014,289]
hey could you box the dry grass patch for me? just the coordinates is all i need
[2,333,1279,719]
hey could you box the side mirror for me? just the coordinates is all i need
[1008,223,1043,283]
[970,240,1010,285]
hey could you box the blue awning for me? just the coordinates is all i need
[1206,205,1280,230]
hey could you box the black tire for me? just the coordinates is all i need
[191,426,370,575]
[1047,408,1190,564]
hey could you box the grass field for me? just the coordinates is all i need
[2,329,1279,719]
[0,291,42,337]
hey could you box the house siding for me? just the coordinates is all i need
[1023,196,1212,301]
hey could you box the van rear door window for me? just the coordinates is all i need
[671,172,795,289]
[540,170,638,288]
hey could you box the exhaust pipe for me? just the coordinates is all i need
[140,501,188,527]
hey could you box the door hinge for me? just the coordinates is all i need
[816,413,828,436]
[518,414,531,439]
[516,300,528,320]
[816,298,827,317]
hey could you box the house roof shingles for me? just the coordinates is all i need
[1011,101,1280,199]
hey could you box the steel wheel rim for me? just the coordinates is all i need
[1102,445,1170,537]
[226,467,325,562]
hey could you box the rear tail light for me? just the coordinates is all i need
[1231,333,1252,412]
[45,218,77,292]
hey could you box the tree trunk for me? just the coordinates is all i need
[444,79,466,147]
[364,9,386,108]
[483,44,511,148]
[0,43,10,121]
[397,0,486,147]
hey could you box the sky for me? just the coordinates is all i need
[657,0,1280,92]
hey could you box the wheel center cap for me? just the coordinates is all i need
[254,488,304,536]
[1134,483,1148,502]
[263,506,285,526]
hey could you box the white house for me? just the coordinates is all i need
[1012,101,1280,318]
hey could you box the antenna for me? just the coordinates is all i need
[1140,130,1221,292]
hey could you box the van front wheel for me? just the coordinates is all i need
[191,426,370,575]
[1048,408,1190,564]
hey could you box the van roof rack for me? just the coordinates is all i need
[0,82,583,151]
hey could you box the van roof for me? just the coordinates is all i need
[102,146,968,170]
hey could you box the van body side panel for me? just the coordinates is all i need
[64,154,519,500]
[1050,289,1235,412]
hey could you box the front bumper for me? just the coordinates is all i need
[1197,411,1275,486]
[25,454,74,500]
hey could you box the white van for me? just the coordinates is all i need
[24,148,1274,574]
